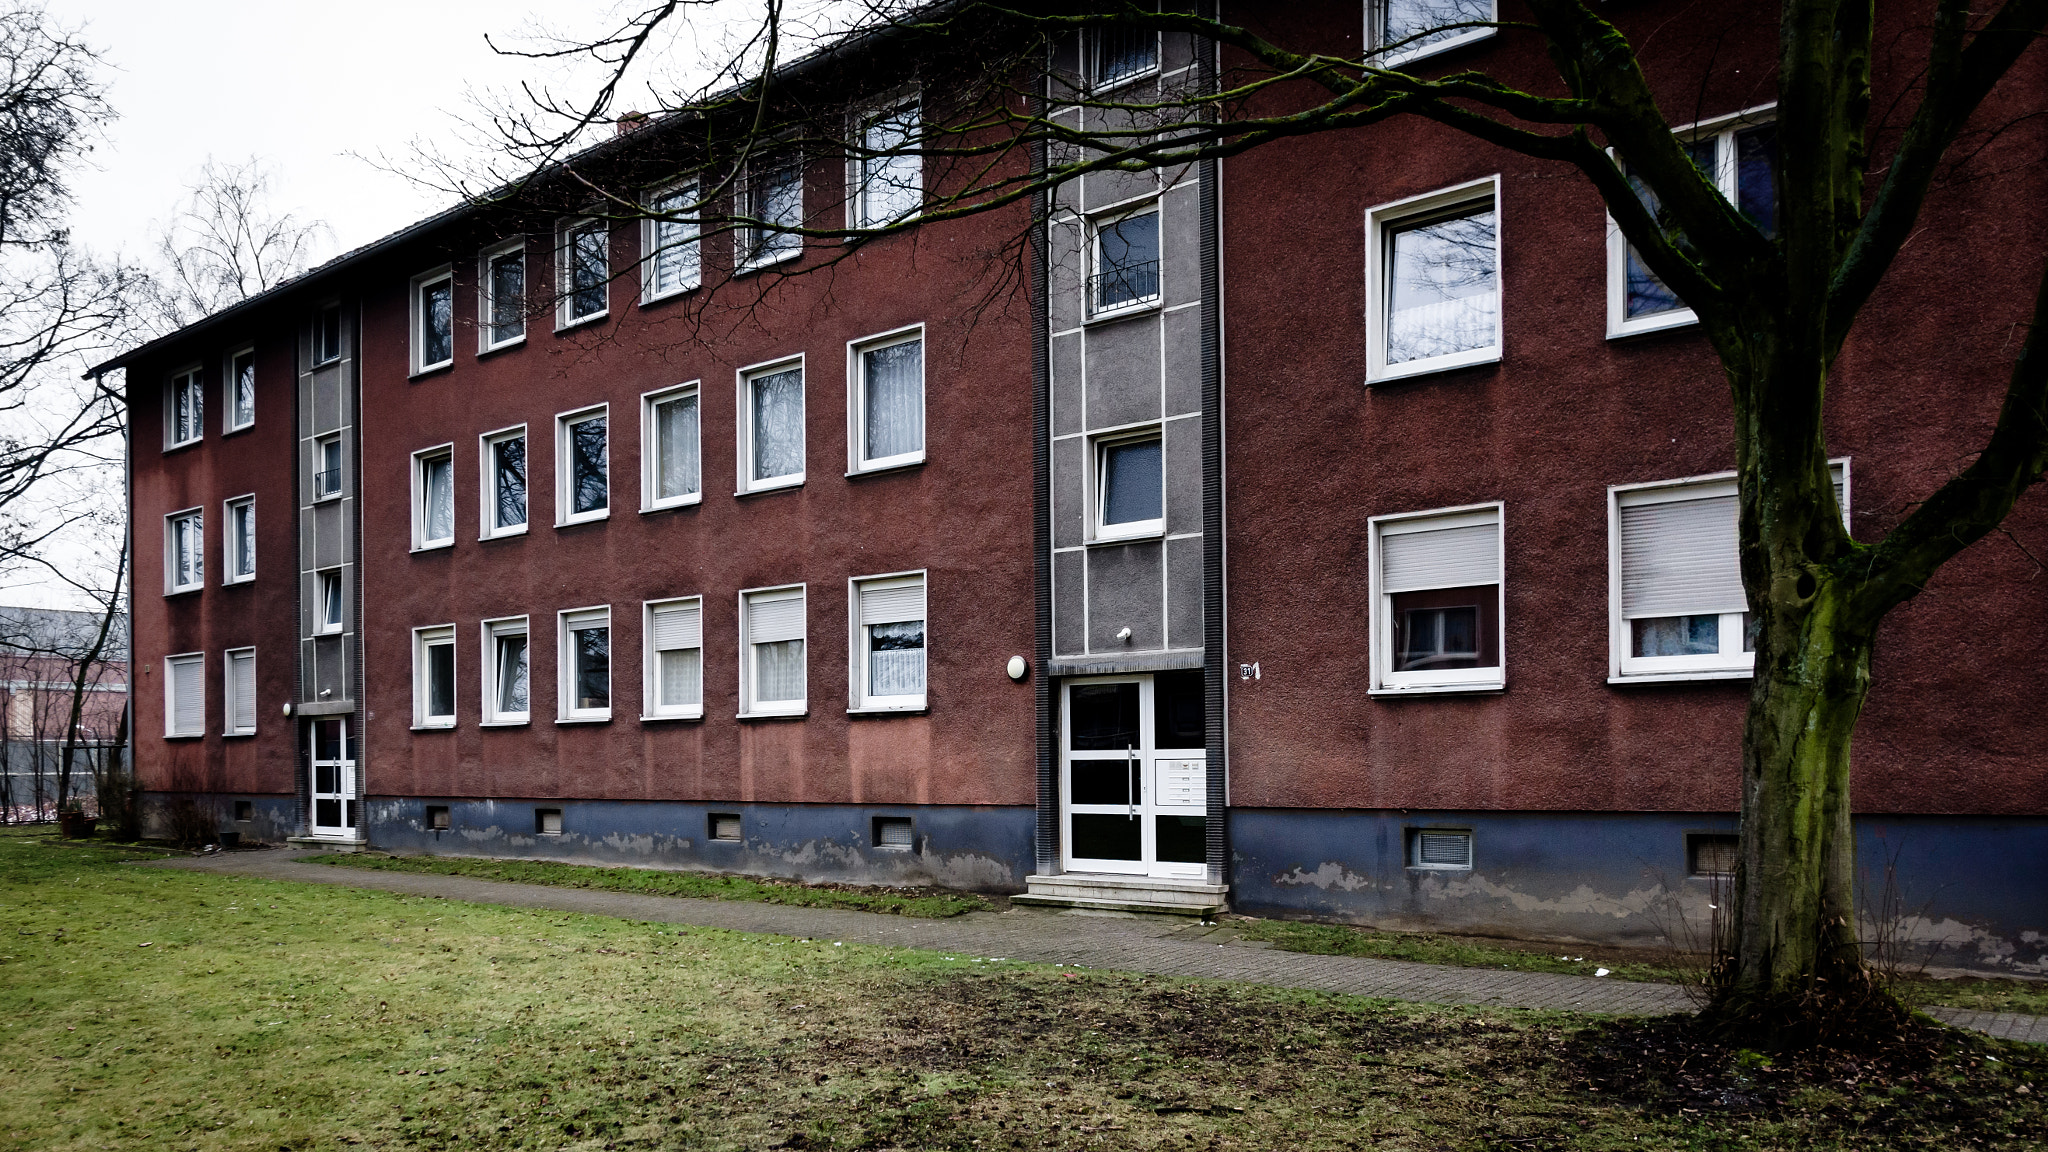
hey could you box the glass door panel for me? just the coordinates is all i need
[310,718,356,838]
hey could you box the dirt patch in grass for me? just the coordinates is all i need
[303,850,991,918]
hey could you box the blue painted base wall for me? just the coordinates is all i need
[1230,808,2048,976]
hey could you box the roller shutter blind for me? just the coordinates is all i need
[168,655,204,736]
[745,590,805,643]
[857,578,925,625]
[229,650,256,733]
[1381,521,1499,593]
[649,600,701,650]
[1620,471,1846,619]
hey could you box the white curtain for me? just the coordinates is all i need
[863,341,922,461]
[652,188,700,294]
[660,649,702,709]
[234,504,255,576]
[751,369,804,480]
[657,394,699,498]
[754,639,804,702]
[859,107,921,226]
[423,455,453,541]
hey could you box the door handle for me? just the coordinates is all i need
[1127,745,1138,819]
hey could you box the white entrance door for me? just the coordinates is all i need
[309,718,357,838]
[1061,673,1208,879]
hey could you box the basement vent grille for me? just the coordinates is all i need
[1688,833,1739,877]
[1410,829,1472,869]
[536,808,562,836]
[427,805,451,831]
[874,817,914,850]
[710,814,742,842]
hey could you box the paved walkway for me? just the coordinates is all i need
[154,850,2045,1044]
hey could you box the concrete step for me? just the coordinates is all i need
[1015,873,1229,916]
[286,836,369,853]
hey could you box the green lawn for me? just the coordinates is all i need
[2,828,2042,1151]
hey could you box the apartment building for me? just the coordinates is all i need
[97,1,2047,971]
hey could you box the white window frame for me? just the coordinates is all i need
[224,345,256,433]
[847,325,926,474]
[166,364,204,449]
[846,92,923,230]
[222,494,256,585]
[1367,501,1506,695]
[312,433,343,502]
[555,404,611,526]
[413,624,457,729]
[640,382,702,511]
[849,571,928,713]
[642,596,705,720]
[1090,425,1166,543]
[736,356,806,495]
[223,647,257,737]
[411,443,457,551]
[1606,103,1778,339]
[556,217,610,330]
[1607,459,1848,683]
[737,148,805,272]
[1408,827,1476,870]
[1364,175,1503,384]
[1366,0,1498,69]
[1087,24,1161,90]
[481,615,531,726]
[410,265,455,375]
[557,605,613,723]
[640,183,701,303]
[1087,200,1163,320]
[315,568,344,636]
[478,238,527,353]
[479,424,529,539]
[165,507,204,595]
[165,652,205,738]
[738,584,807,718]
[312,302,344,366]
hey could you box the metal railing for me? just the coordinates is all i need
[313,468,342,497]
[1088,260,1161,313]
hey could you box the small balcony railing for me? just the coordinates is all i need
[314,469,342,497]
[1089,259,1161,314]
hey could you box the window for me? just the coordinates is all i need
[851,573,926,711]
[1092,430,1163,541]
[641,385,700,510]
[1408,828,1473,870]
[427,805,451,831]
[709,813,741,841]
[1370,503,1504,693]
[1688,833,1740,878]
[1090,205,1160,316]
[558,606,612,721]
[1609,462,1845,682]
[412,268,454,373]
[482,616,531,725]
[558,218,609,327]
[1367,0,1496,66]
[555,406,609,523]
[873,816,915,850]
[740,150,804,269]
[1089,25,1159,87]
[412,445,455,549]
[313,303,343,365]
[480,240,526,350]
[223,496,255,584]
[225,347,255,431]
[850,329,923,472]
[316,568,344,635]
[740,585,805,717]
[536,808,563,835]
[642,185,701,301]
[643,597,704,719]
[739,359,804,493]
[1608,106,1779,337]
[1367,178,1501,382]
[165,652,204,738]
[314,433,343,500]
[167,366,204,448]
[480,426,528,537]
[850,98,921,228]
[414,625,456,727]
[224,648,256,736]
[166,508,204,594]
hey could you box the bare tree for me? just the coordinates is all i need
[141,156,329,334]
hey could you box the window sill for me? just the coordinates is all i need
[222,731,257,739]
[409,361,454,381]
[640,284,700,308]
[1374,27,1495,69]
[221,576,255,588]
[223,422,255,437]
[164,733,205,740]
[737,710,808,722]
[410,541,454,554]
[641,495,703,514]
[554,310,609,334]
[312,493,344,504]
[479,719,530,728]
[849,705,928,718]
[164,438,203,454]
[847,457,925,479]
[640,711,705,723]
[1367,347,1502,386]
[1607,669,1752,686]
[736,478,804,498]
[478,335,527,357]
[1085,67,1161,96]
[1368,681,1505,698]
[479,526,529,541]
[313,628,344,638]
[1089,527,1165,547]
[556,715,612,725]
[1607,309,1698,340]
[1084,298,1162,326]
[555,511,612,528]
[312,356,342,370]
[736,248,804,276]
[165,586,203,598]
[410,723,456,732]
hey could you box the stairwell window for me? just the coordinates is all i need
[642,185,701,301]
[166,508,204,594]
[556,406,609,524]
[641,384,700,510]
[851,573,926,712]
[1608,106,1779,337]
[1370,503,1504,694]
[313,303,343,365]
[850,97,922,229]
[1367,177,1501,383]
[740,585,805,717]
[482,616,530,725]
[412,445,455,550]
[223,496,255,584]
[557,218,609,328]
[314,434,343,500]
[1610,462,1846,681]
[740,359,804,493]
[480,426,528,538]
[167,366,204,448]
[225,347,255,431]
[850,329,923,473]
[1093,430,1164,542]
[1089,25,1159,88]
[412,268,455,374]
[413,625,456,728]
[739,150,804,270]
[558,606,612,722]
[165,652,204,738]
[224,647,256,736]
[1367,0,1496,67]
[1090,204,1160,317]
[643,597,704,719]
[316,568,344,635]
[480,240,526,351]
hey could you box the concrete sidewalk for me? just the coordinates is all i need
[154,849,2046,1044]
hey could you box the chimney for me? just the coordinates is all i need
[616,111,651,136]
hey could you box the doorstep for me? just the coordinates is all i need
[286,836,369,853]
[1014,872,1229,916]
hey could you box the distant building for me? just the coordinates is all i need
[0,606,127,817]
